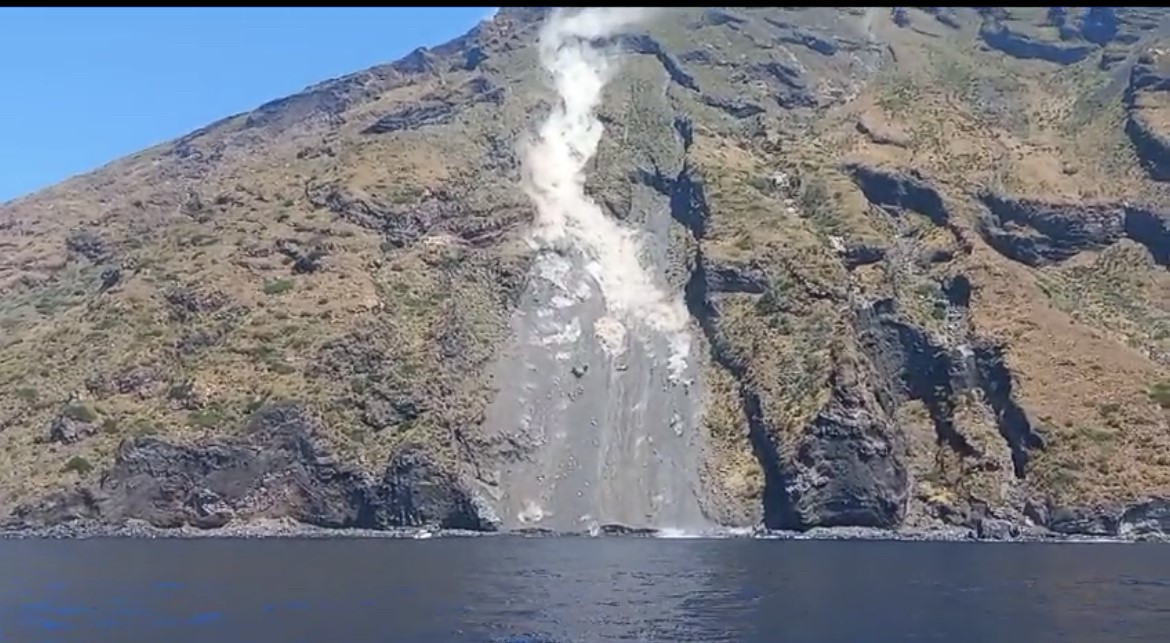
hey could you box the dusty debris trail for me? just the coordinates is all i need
[478,247,710,533]
[476,7,712,533]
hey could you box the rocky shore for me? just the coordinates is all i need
[2,520,1165,543]
[5,402,1167,544]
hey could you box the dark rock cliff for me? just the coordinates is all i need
[1126,53,1170,182]
[7,404,494,531]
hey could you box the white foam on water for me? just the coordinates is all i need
[654,528,704,539]
[652,526,758,539]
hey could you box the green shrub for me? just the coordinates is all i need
[63,455,93,476]
[188,405,225,429]
[1150,381,1170,410]
[262,278,295,296]
[62,403,98,423]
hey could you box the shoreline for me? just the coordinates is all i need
[1,520,1164,543]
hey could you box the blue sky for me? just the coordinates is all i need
[0,7,496,202]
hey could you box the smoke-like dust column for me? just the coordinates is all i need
[521,7,692,380]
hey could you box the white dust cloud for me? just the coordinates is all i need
[520,7,692,380]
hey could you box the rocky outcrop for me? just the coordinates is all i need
[310,333,429,433]
[64,229,109,263]
[698,8,747,29]
[305,181,516,250]
[976,193,1170,268]
[375,446,496,529]
[245,83,349,131]
[701,94,765,119]
[686,251,911,530]
[978,17,1095,65]
[891,7,961,31]
[976,193,1126,266]
[842,243,886,269]
[1125,54,1170,182]
[305,184,448,249]
[1054,7,1164,48]
[756,62,818,109]
[855,116,910,148]
[1123,206,1170,266]
[856,299,979,460]
[233,28,488,138]
[922,7,961,30]
[776,350,911,529]
[163,286,230,321]
[85,366,164,400]
[1025,497,1170,540]
[763,18,839,56]
[703,259,770,295]
[854,293,1046,521]
[274,238,328,274]
[972,342,1045,478]
[362,76,504,134]
[844,164,949,226]
[617,34,700,92]
[44,407,102,445]
[7,403,494,532]
[1119,498,1170,538]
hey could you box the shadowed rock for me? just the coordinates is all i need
[8,403,494,532]
[843,243,886,269]
[891,7,910,28]
[779,349,910,529]
[845,163,949,225]
[923,7,961,29]
[65,230,109,263]
[363,77,504,134]
[701,95,765,119]
[687,246,911,530]
[978,19,1095,65]
[764,17,839,56]
[374,446,496,531]
[1125,54,1170,181]
[1123,206,1170,266]
[976,193,1170,268]
[756,61,817,109]
[972,342,1045,478]
[616,34,700,92]
[977,194,1126,266]
[704,260,770,295]
[856,300,979,460]
[856,116,910,148]
[45,409,101,445]
[98,267,121,292]
[275,238,328,274]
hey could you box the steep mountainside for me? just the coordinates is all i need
[3,7,1170,538]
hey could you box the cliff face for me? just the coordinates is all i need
[3,7,1170,539]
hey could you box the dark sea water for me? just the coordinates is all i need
[1,537,1169,642]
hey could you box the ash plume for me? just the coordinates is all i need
[520,7,692,380]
